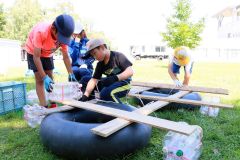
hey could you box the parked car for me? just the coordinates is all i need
[130,45,170,60]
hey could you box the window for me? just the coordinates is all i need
[161,46,166,52]
[155,46,161,52]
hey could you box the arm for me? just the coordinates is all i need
[183,61,193,85]
[183,73,190,85]
[84,78,98,97]
[33,47,46,79]
[117,66,133,81]
[62,49,73,74]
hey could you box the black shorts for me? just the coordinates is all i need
[27,53,54,72]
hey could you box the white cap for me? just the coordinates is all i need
[73,20,83,34]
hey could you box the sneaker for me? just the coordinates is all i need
[48,102,58,108]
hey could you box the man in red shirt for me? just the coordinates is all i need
[25,14,76,108]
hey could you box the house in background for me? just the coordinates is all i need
[194,4,240,62]
[0,38,22,74]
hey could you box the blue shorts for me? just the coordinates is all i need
[172,62,194,74]
[27,53,54,72]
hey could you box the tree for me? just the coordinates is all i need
[45,0,80,21]
[4,0,44,42]
[0,4,6,38]
[161,0,205,49]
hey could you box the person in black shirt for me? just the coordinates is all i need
[79,38,133,103]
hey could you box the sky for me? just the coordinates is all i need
[1,0,240,50]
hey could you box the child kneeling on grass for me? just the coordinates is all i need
[79,38,133,103]
[168,46,194,87]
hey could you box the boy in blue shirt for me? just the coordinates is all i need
[68,21,94,83]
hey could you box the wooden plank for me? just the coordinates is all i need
[131,81,229,95]
[128,93,233,109]
[129,86,152,94]
[52,99,196,135]
[37,105,74,116]
[91,91,190,137]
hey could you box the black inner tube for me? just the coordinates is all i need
[40,101,152,160]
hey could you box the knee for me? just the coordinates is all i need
[100,88,111,100]
[80,68,92,76]
[35,77,44,85]
[80,75,92,84]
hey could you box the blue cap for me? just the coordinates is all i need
[54,14,75,45]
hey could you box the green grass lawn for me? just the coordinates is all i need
[0,60,240,160]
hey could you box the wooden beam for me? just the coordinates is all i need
[131,81,229,95]
[36,105,74,116]
[91,91,190,137]
[128,93,233,109]
[129,86,152,94]
[52,99,196,135]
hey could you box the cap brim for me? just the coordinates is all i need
[82,50,92,59]
[57,33,71,45]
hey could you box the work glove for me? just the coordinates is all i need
[173,79,183,87]
[43,75,54,92]
[68,73,77,82]
[79,95,88,102]
[101,75,119,87]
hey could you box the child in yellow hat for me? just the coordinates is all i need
[168,46,193,87]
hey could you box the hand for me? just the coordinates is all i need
[79,64,87,69]
[43,75,54,92]
[68,73,77,82]
[101,75,119,87]
[79,95,88,102]
[173,79,183,87]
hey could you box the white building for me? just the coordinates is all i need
[194,4,240,62]
[0,38,22,74]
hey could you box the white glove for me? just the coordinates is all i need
[173,79,183,87]
[80,64,87,69]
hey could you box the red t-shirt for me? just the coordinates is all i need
[25,22,67,58]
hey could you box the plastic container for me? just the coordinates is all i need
[27,90,51,105]
[23,104,46,128]
[200,96,220,117]
[48,82,82,101]
[162,122,203,160]
[0,81,26,115]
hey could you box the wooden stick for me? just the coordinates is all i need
[128,93,233,109]
[52,99,197,135]
[91,91,190,137]
[36,105,74,116]
[129,86,152,94]
[131,81,229,95]
[36,99,99,116]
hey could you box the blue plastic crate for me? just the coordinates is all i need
[0,81,27,115]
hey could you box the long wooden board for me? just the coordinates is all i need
[91,91,190,137]
[37,105,74,116]
[52,98,196,135]
[128,93,233,109]
[129,86,152,94]
[131,81,229,95]
[43,99,98,116]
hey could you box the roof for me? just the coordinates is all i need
[213,4,240,18]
